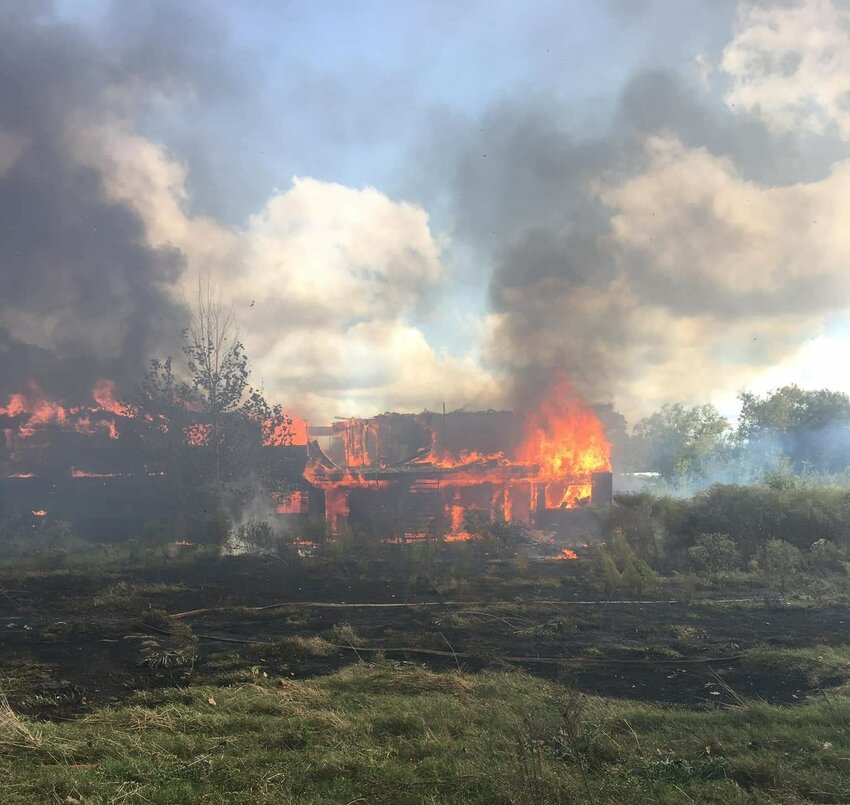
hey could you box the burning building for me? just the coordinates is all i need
[1,375,613,544]
[304,378,613,541]
[0,379,313,541]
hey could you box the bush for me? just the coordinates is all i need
[592,531,660,597]
[229,519,276,554]
[611,485,850,575]
[751,539,803,594]
[463,511,530,555]
[605,493,681,568]
[687,533,741,582]
[809,539,846,576]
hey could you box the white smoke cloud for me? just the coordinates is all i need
[723,0,850,138]
[72,119,498,421]
[585,131,850,415]
[600,134,850,301]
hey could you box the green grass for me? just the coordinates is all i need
[1,662,849,804]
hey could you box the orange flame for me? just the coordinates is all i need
[0,378,130,441]
[324,487,350,534]
[551,547,578,561]
[290,419,309,446]
[515,374,610,508]
[184,423,211,446]
[0,381,68,436]
[264,417,308,447]
[91,379,128,416]
[274,490,305,514]
[304,374,611,536]
[444,531,476,542]
[443,504,477,542]
[71,468,122,478]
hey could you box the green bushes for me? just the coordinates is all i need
[611,484,850,560]
[605,483,850,595]
[681,484,850,556]
[750,539,803,594]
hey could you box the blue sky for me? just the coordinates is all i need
[55,0,735,219]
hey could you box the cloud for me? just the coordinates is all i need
[75,115,497,420]
[723,0,850,138]
[226,177,491,419]
[422,45,850,418]
[6,0,850,427]
[599,135,850,309]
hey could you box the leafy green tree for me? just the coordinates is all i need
[630,404,733,484]
[181,283,293,492]
[738,386,850,472]
[687,533,741,583]
[131,357,204,540]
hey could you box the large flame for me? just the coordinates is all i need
[0,379,130,441]
[306,374,612,539]
[0,381,68,436]
[515,375,611,507]
[91,379,128,417]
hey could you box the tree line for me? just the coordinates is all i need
[623,386,850,488]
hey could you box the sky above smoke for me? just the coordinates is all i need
[2,0,849,423]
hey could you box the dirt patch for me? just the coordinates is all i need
[1,558,848,717]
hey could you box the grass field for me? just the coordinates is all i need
[2,551,850,803]
[2,660,849,804]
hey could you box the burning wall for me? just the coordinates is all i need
[306,378,613,540]
[1,373,612,545]
[0,379,312,540]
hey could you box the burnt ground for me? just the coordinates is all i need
[1,553,848,720]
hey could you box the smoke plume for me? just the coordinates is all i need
[415,0,850,418]
[0,2,236,399]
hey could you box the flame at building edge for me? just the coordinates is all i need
[3,374,612,547]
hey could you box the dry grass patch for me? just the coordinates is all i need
[0,695,43,752]
[325,663,474,695]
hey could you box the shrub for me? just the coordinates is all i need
[687,533,741,582]
[809,539,846,575]
[751,539,803,594]
[592,531,660,597]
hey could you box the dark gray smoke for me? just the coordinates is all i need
[414,66,848,413]
[0,2,235,400]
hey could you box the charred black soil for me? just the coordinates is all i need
[2,553,848,720]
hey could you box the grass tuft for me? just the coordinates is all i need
[0,695,43,752]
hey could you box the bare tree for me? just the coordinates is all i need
[182,281,250,487]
